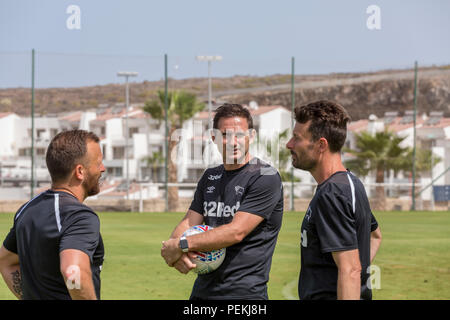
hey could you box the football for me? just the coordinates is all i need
[182,225,226,275]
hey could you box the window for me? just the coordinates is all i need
[36,129,46,139]
[129,127,139,138]
[19,148,30,157]
[50,129,58,138]
[113,147,125,159]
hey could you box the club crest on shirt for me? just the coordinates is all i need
[206,186,215,194]
[235,186,245,196]
[305,207,312,221]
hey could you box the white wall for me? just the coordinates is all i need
[106,118,123,140]
[133,133,148,163]
[0,114,19,158]
[79,112,97,131]
[258,108,291,141]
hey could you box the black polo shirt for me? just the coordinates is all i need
[3,190,104,300]
[298,170,378,300]
[189,157,284,300]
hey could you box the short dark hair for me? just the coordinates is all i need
[46,129,100,183]
[213,103,254,130]
[294,100,351,153]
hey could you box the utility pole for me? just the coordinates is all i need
[164,54,169,212]
[196,55,222,129]
[290,57,295,211]
[411,61,418,211]
[31,48,35,199]
[117,71,138,201]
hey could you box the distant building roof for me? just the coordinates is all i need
[348,119,369,133]
[0,112,15,119]
[91,105,149,122]
[58,111,83,122]
[194,105,288,120]
[348,113,449,134]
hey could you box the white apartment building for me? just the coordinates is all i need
[2,104,448,203]
[346,111,450,202]
[0,112,72,183]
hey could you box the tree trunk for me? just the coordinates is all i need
[168,126,179,212]
[373,166,386,211]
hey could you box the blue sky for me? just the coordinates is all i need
[1,0,449,88]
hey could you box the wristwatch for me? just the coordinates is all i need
[179,236,189,253]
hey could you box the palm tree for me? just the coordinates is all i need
[144,151,164,182]
[264,129,300,182]
[344,129,440,210]
[344,130,412,210]
[143,90,204,211]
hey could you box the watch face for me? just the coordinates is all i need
[180,238,188,251]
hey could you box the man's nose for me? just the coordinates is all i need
[286,138,293,150]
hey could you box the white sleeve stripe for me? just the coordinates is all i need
[346,173,356,214]
[54,193,62,232]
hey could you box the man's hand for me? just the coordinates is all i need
[161,238,183,267]
[173,253,197,274]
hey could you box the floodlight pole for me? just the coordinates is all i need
[411,61,418,211]
[290,57,295,211]
[196,55,222,130]
[164,54,169,212]
[31,48,35,199]
[117,71,138,201]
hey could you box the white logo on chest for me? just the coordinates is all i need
[203,201,240,218]
[208,174,222,181]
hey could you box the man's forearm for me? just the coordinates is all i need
[187,224,242,252]
[0,264,23,299]
[370,238,381,263]
[337,269,361,300]
[370,227,382,263]
[170,210,205,239]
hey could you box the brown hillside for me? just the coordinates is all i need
[0,66,449,121]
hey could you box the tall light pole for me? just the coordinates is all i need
[196,55,222,129]
[30,48,36,198]
[117,71,138,201]
[411,61,418,211]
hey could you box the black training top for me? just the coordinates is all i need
[298,170,378,300]
[188,157,284,300]
[3,190,104,300]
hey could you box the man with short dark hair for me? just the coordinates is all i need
[161,103,284,300]
[0,129,105,300]
[286,100,382,300]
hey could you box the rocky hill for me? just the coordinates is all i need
[1,66,449,121]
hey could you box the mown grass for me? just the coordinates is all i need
[0,210,448,300]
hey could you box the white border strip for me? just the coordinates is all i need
[15,192,44,220]
[54,193,62,232]
[346,173,356,214]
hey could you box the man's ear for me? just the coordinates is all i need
[318,137,329,152]
[248,129,256,144]
[210,128,221,145]
[74,164,85,181]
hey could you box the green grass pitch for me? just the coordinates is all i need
[0,210,449,300]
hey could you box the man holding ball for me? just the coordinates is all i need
[161,103,284,300]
